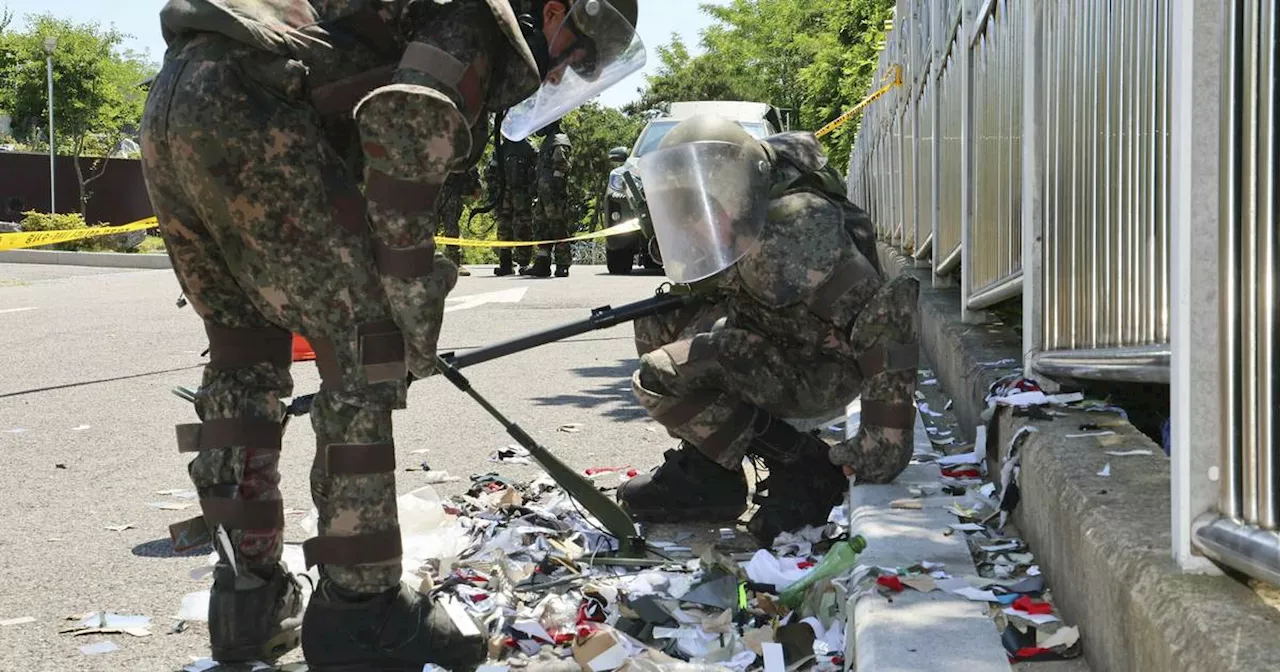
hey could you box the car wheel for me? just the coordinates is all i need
[606,246,634,275]
[639,239,663,270]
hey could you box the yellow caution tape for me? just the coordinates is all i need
[0,217,158,251]
[814,64,904,139]
[0,215,641,252]
[436,219,641,248]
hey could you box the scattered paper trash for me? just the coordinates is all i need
[104,524,134,532]
[1106,449,1153,456]
[1,616,35,626]
[177,591,210,622]
[1067,431,1117,439]
[558,423,584,433]
[148,502,194,511]
[72,425,91,431]
[1097,463,1112,477]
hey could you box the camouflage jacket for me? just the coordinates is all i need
[717,132,883,361]
[537,132,572,191]
[157,0,541,201]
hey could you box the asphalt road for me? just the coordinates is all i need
[0,262,673,671]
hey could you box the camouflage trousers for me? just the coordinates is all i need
[496,197,534,266]
[140,40,446,594]
[632,277,920,484]
[533,188,572,267]
[438,195,465,267]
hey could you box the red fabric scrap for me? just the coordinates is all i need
[942,467,981,478]
[1011,596,1053,615]
[585,466,625,475]
[1012,647,1052,660]
[797,560,816,570]
[876,575,905,592]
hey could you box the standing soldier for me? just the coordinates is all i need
[490,136,538,275]
[139,0,642,669]
[437,167,483,276]
[528,120,574,277]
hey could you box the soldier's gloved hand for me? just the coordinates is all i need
[828,423,912,483]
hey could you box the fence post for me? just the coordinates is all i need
[930,7,946,286]
[1022,0,1044,376]
[1170,0,1225,574]
[959,0,976,318]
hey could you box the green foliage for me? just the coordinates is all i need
[0,14,158,214]
[560,102,645,231]
[625,0,896,174]
[17,210,127,251]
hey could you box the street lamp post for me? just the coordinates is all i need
[43,37,56,214]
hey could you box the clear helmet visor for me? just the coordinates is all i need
[636,140,771,284]
[502,0,645,141]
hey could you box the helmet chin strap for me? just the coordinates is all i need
[516,1,553,78]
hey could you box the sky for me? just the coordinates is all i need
[0,0,728,109]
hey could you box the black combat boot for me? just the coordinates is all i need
[745,415,849,546]
[494,250,515,276]
[554,265,570,278]
[525,257,552,277]
[208,563,303,663]
[618,441,748,522]
[302,577,487,672]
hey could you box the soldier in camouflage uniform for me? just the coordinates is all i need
[618,116,920,546]
[139,0,641,668]
[527,120,573,277]
[437,166,482,276]
[488,136,538,275]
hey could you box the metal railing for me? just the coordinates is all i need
[1191,0,1280,585]
[848,0,1171,383]
[1035,0,1171,383]
[967,0,1023,309]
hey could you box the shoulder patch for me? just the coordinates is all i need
[735,191,851,309]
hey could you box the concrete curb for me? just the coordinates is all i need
[0,249,172,269]
[845,460,1013,672]
[878,244,1280,671]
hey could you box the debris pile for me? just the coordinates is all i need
[182,472,870,672]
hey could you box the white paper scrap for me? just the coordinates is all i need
[1106,449,1154,456]
[1039,626,1081,649]
[1,616,36,626]
[1028,565,1042,576]
[1097,463,1112,477]
[1046,392,1085,404]
[177,591,210,622]
[1003,607,1060,625]
[1067,431,1117,439]
[936,450,982,466]
[762,642,786,672]
[80,641,119,655]
[949,523,986,532]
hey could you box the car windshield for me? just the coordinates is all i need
[631,119,772,158]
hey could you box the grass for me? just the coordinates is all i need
[135,235,167,254]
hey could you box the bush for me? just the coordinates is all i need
[18,211,142,252]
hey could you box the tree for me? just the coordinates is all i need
[0,14,157,216]
[559,102,645,230]
[625,0,896,174]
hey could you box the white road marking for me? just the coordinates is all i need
[0,307,36,315]
[444,287,528,313]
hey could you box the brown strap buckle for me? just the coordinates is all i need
[856,342,920,378]
[373,238,437,280]
[199,497,285,530]
[176,418,282,453]
[325,442,396,475]
[302,528,403,568]
[366,169,442,216]
[811,257,880,321]
[204,323,293,369]
[310,65,396,117]
[860,400,917,430]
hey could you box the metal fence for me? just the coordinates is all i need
[849,0,1171,383]
[1192,0,1280,584]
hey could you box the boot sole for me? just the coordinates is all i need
[211,627,301,664]
[626,503,747,523]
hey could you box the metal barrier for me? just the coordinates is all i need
[935,43,963,276]
[966,0,1023,310]
[1035,0,1172,383]
[1191,0,1280,585]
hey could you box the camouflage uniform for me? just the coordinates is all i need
[142,0,539,605]
[437,167,482,267]
[490,137,537,269]
[534,127,573,269]
[629,132,920,511]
